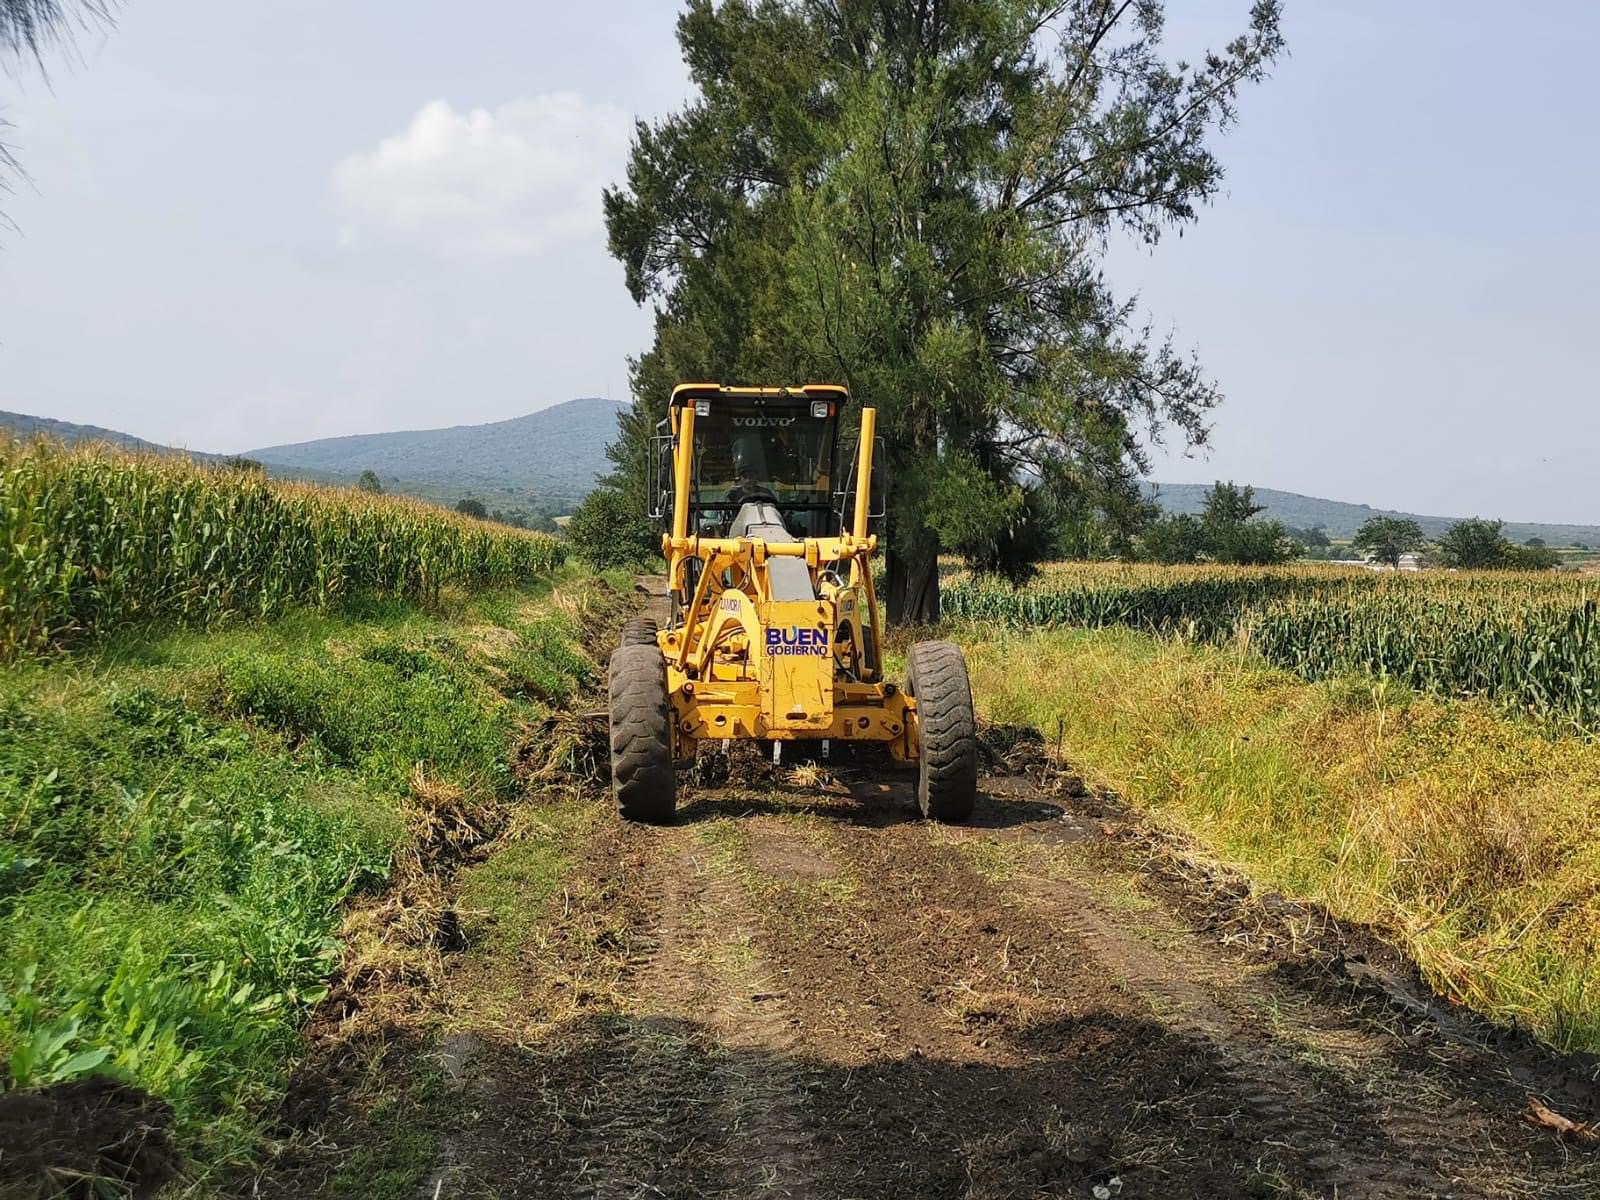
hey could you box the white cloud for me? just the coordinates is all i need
[333,94,633,256]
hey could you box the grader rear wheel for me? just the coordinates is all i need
[907,640,977,823]
[609,644,676,824]
[619,616,659,648]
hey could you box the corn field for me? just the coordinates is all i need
[942,564,1600,735]
[0,439,566,656]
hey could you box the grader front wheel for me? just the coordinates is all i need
[608,644,676,824]
[907,640,978,823]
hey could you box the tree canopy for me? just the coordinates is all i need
[1352,515,1425,568]
[1435,518,1509,570]
[1140,480,1299,566]
[2,2,115,197]
[604,0,1284,619]
[1433,518,1559,571]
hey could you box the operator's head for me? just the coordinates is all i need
[731,431,766,484]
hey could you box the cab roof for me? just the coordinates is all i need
[669,383,849,409]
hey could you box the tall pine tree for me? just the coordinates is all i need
[605,0,1283,620]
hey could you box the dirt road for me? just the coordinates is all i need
[406,739,1598,1200]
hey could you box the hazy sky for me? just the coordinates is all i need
[2,2,1596,522]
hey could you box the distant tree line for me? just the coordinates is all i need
[1128,487,1566,571]
[1348,514,1560,570]
[453,496,558,533]
[563,464,1568,575]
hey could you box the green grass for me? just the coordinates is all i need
[960,622,1600,1052]
[456,799,595,968]
[0,573,605,1173]
[321,1063,447,1200]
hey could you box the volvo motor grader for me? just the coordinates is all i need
[607,383,977,824]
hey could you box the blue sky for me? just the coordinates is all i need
[2,1,1596,523]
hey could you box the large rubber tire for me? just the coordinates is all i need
[906,640,977,823]
[619,616,659,648]
[609,644,676,823]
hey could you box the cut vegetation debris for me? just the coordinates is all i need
[0,567,629,1194]
[945,563,1600,735]
[963,623,1600,1053]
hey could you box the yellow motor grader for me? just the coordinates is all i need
[607,382,977,824]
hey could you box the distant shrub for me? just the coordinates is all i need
[565,485,658,570]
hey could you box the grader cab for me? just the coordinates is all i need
[607,383,977,824]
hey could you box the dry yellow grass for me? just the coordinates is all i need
[963,624,1600,1051]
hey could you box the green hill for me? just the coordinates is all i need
[244,397,626,508]
[0,410,221,460]
[1145,483,1600,546]
[2,399,629,514]
[12,405,1595,545]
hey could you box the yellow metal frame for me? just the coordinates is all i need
[658,384,916,761]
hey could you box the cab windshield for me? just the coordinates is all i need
[691,401,836,520]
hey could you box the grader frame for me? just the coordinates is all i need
[607,383,977,824]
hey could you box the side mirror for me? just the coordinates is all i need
[648,433,674,520]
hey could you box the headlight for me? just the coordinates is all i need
[811,401,832,418]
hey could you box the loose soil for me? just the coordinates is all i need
[377,748,1596,1199]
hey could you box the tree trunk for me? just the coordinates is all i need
[883,424,940,626]
[885,544,940,626]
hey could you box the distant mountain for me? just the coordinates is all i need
[1146,483,1600,547]
[14,404,1597,543]
[3,399,628,513]
[0,410,215,459]
[246,397,627,508]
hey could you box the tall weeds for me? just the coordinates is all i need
[965,625,1600,1052]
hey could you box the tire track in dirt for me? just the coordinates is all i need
[949,828,1498,1199]
[675,766,1594,1199]
[684,780,1273,1198]
[943,773,1586,1199]
[440,814,822,1199]
[420,727,1596,1199]
[606,827,820,1199]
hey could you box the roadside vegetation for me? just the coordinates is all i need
[963,624,1600,1052]
[0,570,620,1186]
[945,563,1600,735]
[0,441,623,1193]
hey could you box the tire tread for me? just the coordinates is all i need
[907,640,977,822]
[619,617,659,648]
[609,643,675,823]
